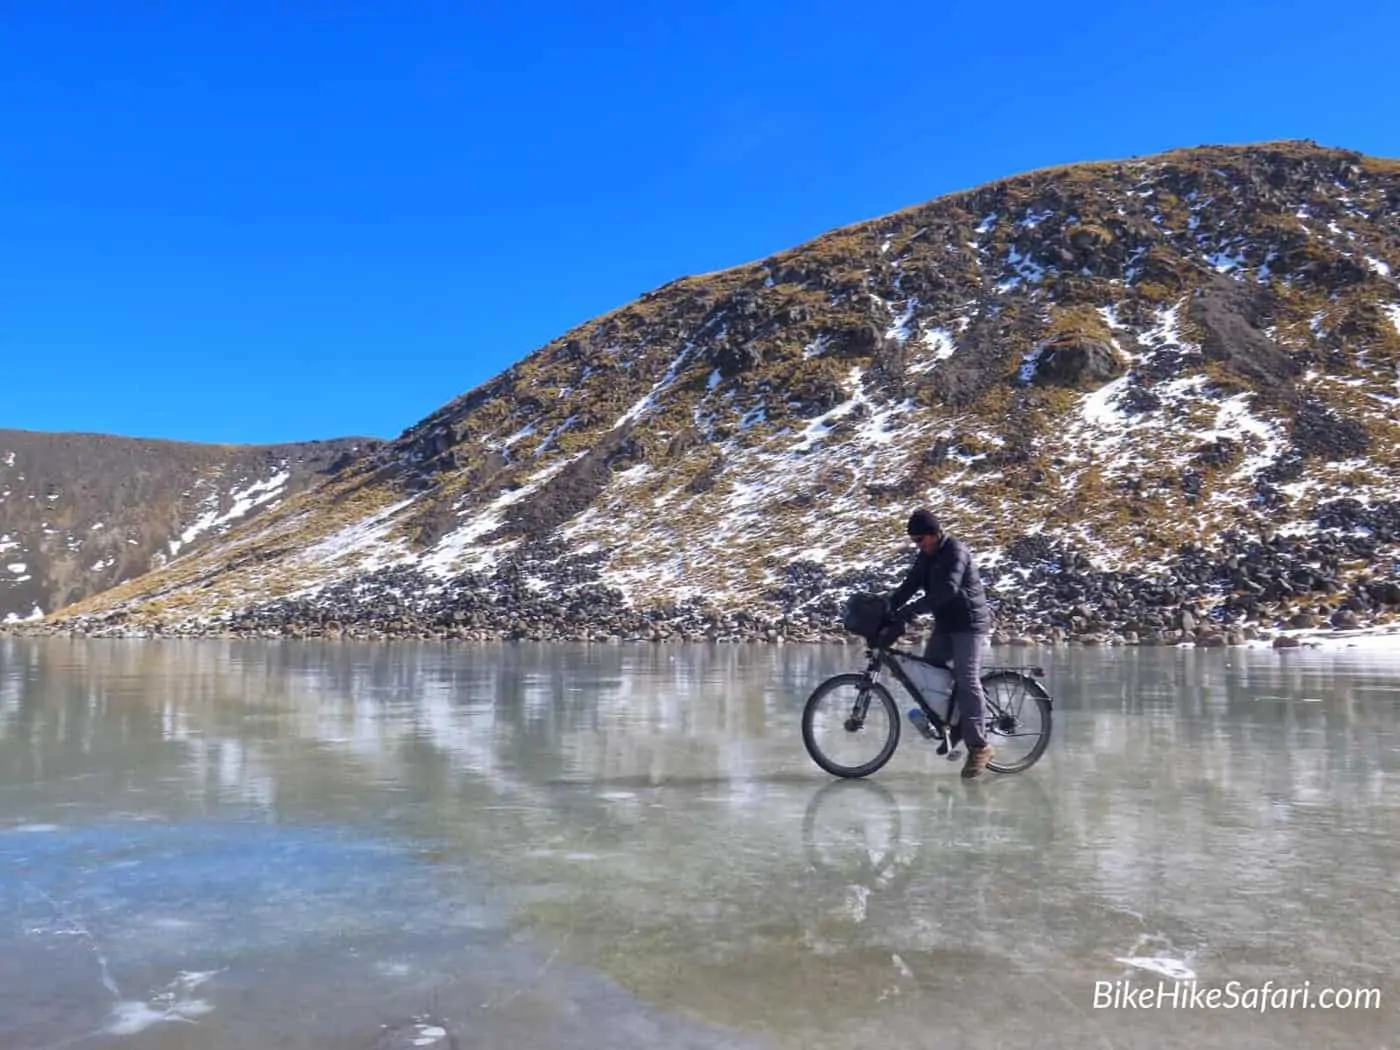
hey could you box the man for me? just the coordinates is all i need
[885,509,995,779]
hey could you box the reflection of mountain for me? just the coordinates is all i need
[4,637,1396,868]
[3,639,1399,1045]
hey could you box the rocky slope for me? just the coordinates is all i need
[0,430,380,622]
[11,140,1400,647]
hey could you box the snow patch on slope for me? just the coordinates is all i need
[613,312,730,431]
[996,246,1046,292]
[907,328,956,374]
[295,496,421,573]
[1383,304,1400,336]
[170,472,291,558]
[879,298,918,344]
[419,452,588,576]
[788,367,911,454]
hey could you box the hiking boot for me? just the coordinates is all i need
[961,744,994,780]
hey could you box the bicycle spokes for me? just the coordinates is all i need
[981,674,1050,769]
[805,679,898,776]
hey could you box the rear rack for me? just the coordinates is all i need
[872,647,1047,679]
[987,664,1047,678]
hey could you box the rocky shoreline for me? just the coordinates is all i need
[2,618,1392,651]
[7,511,1398,652]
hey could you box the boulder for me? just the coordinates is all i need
[1031,336,1125,388]
[1330,609,1361,630]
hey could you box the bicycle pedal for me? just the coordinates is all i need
[944,748,962,762]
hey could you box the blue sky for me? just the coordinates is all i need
[3,2,1398,445]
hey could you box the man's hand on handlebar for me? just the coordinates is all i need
[872,615,905,648]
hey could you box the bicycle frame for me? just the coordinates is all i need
[855,644,1051,739]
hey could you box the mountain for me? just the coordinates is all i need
[0,430,380,623]
[9,139,1400,647]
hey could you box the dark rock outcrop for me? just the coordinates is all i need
[1032,337,1125,387]
[1188,275,1301,403]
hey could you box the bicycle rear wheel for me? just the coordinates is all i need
[980,671,1052,774]
[801,674,901,779]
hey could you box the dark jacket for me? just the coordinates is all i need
[889,535,992,634]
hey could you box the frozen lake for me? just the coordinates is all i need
[2,637,1398,1048]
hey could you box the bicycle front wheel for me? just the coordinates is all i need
[801,674,901,779]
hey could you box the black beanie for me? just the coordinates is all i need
[907,509,940,536]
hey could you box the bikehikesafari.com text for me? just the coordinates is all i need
[1094,980,1381,1011]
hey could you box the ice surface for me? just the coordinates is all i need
[105,972,219,1035]
[4,641,1400,1046]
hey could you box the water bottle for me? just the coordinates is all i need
[907,707,936,739]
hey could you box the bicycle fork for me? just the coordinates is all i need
[844,652,886,731]
[845,677,875,731]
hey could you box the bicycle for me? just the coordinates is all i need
[801,595,1054,779]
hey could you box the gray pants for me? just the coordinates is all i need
[923,631,990,750]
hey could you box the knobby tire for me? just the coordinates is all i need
[801,673,901,779]
[981,671,1053,774]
